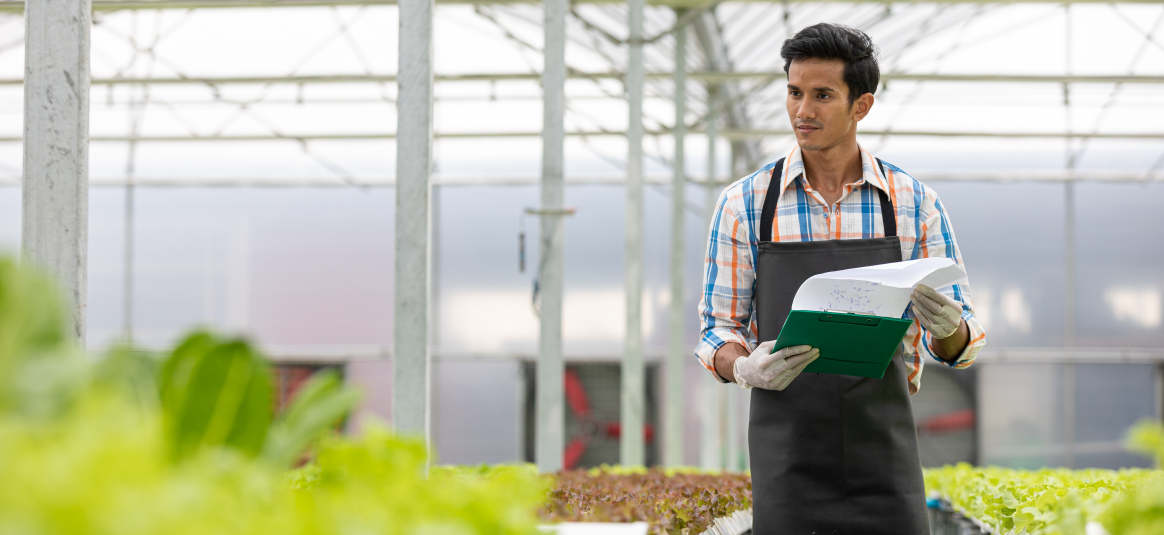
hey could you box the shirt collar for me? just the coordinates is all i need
[776,145,891,199]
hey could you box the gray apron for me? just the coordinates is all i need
[748,158,929,535]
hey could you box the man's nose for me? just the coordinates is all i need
[794,100,815,120]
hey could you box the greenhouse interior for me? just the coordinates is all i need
[2,0,1164,533]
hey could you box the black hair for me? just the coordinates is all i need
[780,23,879,105]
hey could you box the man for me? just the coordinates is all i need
[694,23,987,534]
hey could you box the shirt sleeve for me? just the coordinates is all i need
[694,187,757,382]
[912,191,987,369]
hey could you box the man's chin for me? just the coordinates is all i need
[793,134,820,151]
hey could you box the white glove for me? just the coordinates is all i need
[732,341,820,391]
[910,284,963,339]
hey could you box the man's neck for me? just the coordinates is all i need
[800,140,863,197]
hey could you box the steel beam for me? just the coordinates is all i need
[706,87,719,186]
[664,12,686,468]
[1156,363,1164,422]
[718,129,1164,141]
[5,72,1156,86]
[393,0,433,444]
[691,10,763,172]
[535,0,567,474]
[726,377,742,470]
[700,382,725,470]
[700,96,724,470]
[23,0,90,341]
[1,167,1160,188]
[74,344,1163,364]
[984,347,1164,364]
[621,0,645,468]
[2,0,1158,13]
[122,89,139,343]
[717,79,741,471]
[7,128,1162,143]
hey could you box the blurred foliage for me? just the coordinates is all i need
[925,421,1164,535]
[1096,421,1164,535]
[0,259,79,420]
[159,332,274,461]
[0,256,548,534]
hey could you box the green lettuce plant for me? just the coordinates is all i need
[0,256,550,535]
[1097,421,1164,535]
[925,422,1164,535]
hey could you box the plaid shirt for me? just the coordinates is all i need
[695,146,987,395]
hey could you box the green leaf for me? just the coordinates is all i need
[159,333,272,462]
[262,369,360,467]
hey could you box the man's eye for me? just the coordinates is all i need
[789,90,801,97]
[817,93,830,100]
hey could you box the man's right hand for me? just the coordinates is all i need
[731,341,820,391]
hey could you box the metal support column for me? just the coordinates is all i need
[1063,4,1078,348]
[1156,363,1164,423]
[430,184,440,350]
[122,12,148,343]
[123,149,136,341]
[691,11,762,172]
[22,0,91,341]
[1064,177,1077,468]
[663,12,687,468]
[698,86,723,471]
[1063,4,1077,468]
[622,0,646,467]
[729,142,739,181]
[707,87,718,191]
[394,0,434,443]
[699,380,725,470]
[536,0,567,474]
[726,376,741,470]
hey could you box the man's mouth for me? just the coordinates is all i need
[796,124,820,134]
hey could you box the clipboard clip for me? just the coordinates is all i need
[819,310,881,326]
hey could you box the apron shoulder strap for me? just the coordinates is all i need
[875,158,897,238]
[759,158,786,243]
[760,156,899,241]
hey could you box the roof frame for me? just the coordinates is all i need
[3,0,1163,12]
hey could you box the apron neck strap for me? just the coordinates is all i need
[759,156,898,241]
[874,158,897,238]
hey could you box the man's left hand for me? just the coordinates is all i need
[910,284,962,339]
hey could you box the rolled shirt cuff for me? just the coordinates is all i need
[922,310,986,369]
[694,329,753,383]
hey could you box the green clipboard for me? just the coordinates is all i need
[772,310,912,379]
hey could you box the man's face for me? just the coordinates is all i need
[786,58,871,152]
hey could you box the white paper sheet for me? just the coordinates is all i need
[789,258,967,318]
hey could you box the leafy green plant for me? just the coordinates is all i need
[925,423,1164,535]
[1096,421,1164,535]
[925,464,1142,534]
[0,258,69,366]
[0,258,78,419]
[159,332,274,461]
[155,331,361,467]
[293,433,551,534]
[91,344,161,408]
[0,392,550,535]
[541,467,752,534]
[264,368,361,467]
[0,255,550,535]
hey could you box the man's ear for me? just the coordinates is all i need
[853,92,875,121]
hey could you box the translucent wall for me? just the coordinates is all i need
[1,178,1161,467]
